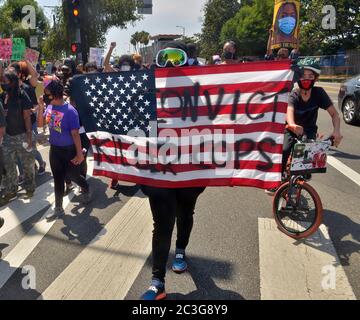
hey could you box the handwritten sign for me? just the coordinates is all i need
[0,38,13,60]
[11,38,26,61]
[89,47,105,68]
[25,48,40,66]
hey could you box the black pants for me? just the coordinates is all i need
[50,145,89,208]
[141,185,205,283]
[65,133,90,185]
[282,130,317,173]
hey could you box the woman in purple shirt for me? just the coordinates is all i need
[43,78,91,218]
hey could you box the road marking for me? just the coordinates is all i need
[0,159,94,290]
[0,159,95,238]
[41,194,152,300]
[0,192,75,289]
[0,181,55,238]
[258,218,356,300]
[328,156,360,187]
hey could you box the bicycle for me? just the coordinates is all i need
[273,134,334,239]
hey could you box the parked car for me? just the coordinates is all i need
[338,75,360,124]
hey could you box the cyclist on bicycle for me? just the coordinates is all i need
[266,60,343,195]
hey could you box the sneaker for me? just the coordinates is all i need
[37,162,46,176]
[0,217,4,229]
[110,180,119,190]
[18,175,24,186]
[141,281,166,301]
[64,183,75,196]
[172,253,188,274]
[25,190,35,199]
[0,192,17,207]
[46,207,65,221]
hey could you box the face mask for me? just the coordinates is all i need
[43,94,53,105]
[223,51,235,60]
[120,65,131,72]
[279,16,296,35]
[188,58,195,66]
[298,79,315,91]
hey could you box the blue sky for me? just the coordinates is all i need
[38,0,207,55]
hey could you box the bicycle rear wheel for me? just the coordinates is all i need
[273,181,323,239]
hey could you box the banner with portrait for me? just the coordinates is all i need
[271,0,300,50]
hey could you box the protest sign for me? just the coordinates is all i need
[11,38,26,61]
[271,0,300,50]
[25,48,40,65]
[89,47,105,68]
[0,38,13,60]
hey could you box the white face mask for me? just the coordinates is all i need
[120,65,131,71]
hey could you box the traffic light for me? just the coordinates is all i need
[70,0,80,26]
[71,43,79,54]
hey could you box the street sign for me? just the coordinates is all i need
[138,0,152,14]
[30,35,38,48]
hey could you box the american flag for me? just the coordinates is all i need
[71,61,294,189]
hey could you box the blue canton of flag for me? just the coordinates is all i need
[71,69,157,136]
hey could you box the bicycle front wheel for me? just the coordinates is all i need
[273,181,323,239]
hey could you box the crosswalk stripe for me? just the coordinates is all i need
[0,191,76,289]
[0,159,94,290]
[41,193,152,300]
[328,156,360,187]
[258,218,356,300]
[0,180,55,238]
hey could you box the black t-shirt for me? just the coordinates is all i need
[3,90,33,136]
[289,87,333,138]
[21,82,37,106]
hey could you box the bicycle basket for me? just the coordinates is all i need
[290,140,331,174]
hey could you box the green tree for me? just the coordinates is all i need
[299,0,360,55]
[220,0,274,56]
[0,0,49,49]
[200,0,241,59]
[130,31,150,52]
[41,0,141,60]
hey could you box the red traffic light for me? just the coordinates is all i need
[71,43,78,53]
[73,8,79,17]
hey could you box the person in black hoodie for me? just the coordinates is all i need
[141,41,205,301]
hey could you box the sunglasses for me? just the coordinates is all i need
[156,48,188,68]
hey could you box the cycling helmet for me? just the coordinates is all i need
[298,57,321,76]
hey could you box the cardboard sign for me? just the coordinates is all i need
[89,47,105,68]
[11,38,26,61]
[290,141,331,174]
[0,38,13,60]
[271,0,300,50]
[25,48,40,65]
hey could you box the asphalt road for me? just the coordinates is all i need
[0,82,359,300]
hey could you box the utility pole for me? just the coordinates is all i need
[176,25,185,39]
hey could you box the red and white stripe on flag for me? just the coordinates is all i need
[91,61,294,189]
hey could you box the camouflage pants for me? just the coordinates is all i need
[2,133,35,194]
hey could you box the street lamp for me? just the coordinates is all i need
[176,25,185,38]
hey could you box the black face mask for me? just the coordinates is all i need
[223,51,235,60]
[43,94,53,106]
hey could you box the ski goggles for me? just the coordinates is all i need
[156,48,188,68]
